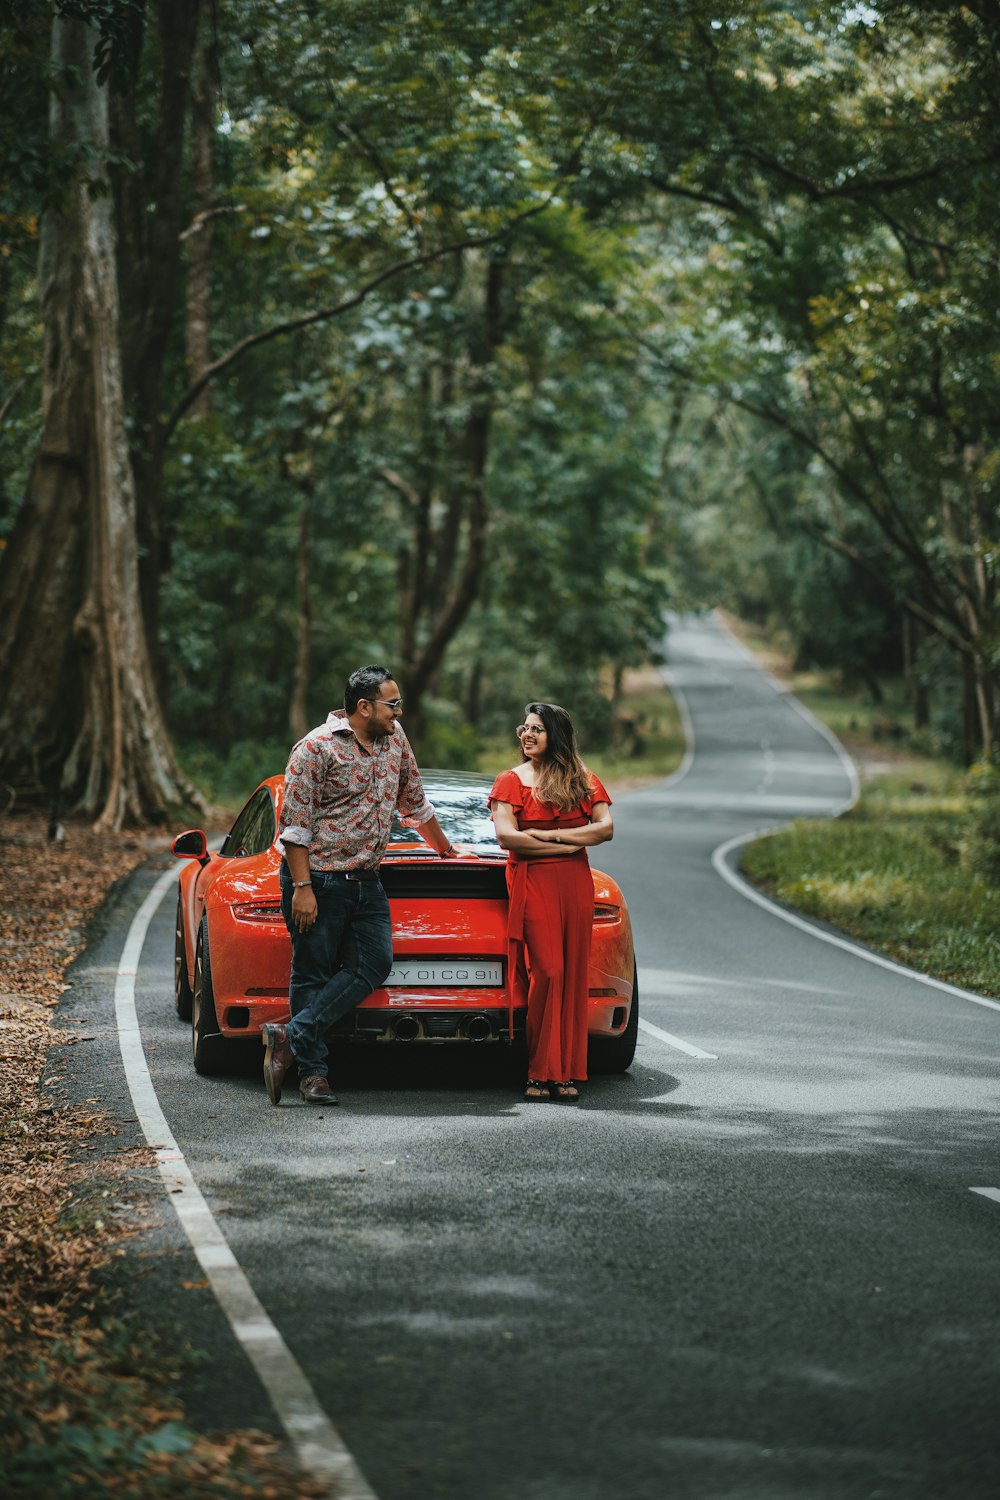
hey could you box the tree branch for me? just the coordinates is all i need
[377,466,421,509]
[324,87,421,237]
[827,377,959,586]
[745,463,974,659]
[729,382,971,628]
[731,143,1000,205]
[0,374,31,430]
[645,174,783,253]
[179,202,248,241]
[799,520,974,660]
[162,207,552,445]
[638,335,970,637]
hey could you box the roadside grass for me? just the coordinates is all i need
[725,618,1000,998]
[741,773,1000,996]
[789,677,919,752]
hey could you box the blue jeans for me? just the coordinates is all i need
[279,865,393,1079]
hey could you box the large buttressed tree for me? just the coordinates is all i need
[0,7,198,828]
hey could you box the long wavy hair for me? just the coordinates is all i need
[521,701,593,812]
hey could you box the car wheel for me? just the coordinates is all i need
[174,891,193,1021]
[192,916,228,1075]
[588,964,639,1075]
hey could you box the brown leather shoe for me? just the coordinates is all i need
[299,1074,339,1106]
[261,1023,295,1105]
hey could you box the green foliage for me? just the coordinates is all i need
[150,0,1000,769]
[956,760,1000,883]
[6,0,1000,784]
[53,1,145,93]
[613,1,1000,756]
[175,738,292,810]
[412,709,482,771]
[153,1,682,766]
[958,796,1000,885]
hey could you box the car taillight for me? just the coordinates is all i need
[233,903,284,923]
[593,903,619,923]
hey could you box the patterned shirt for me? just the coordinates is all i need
[278,712,434,871]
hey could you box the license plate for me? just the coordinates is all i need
[383,959,503,987]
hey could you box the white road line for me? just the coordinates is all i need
[712,831,1000,1017]
[115,865,378,1500]
[638,1017,718,1059]
[970,1188,1000,1206]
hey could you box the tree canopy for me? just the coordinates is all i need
[2,1,999,821]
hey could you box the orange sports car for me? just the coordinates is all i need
[172,770,638,1076]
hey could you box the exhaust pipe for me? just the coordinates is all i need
[464,1014,494,1043]
[392,1015,421,1041]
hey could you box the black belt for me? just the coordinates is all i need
[317,868,380,882]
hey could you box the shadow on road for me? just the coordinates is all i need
[205,1035,685,1110]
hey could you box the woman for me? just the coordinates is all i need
[488,702,613,1102]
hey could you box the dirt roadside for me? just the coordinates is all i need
[0,813,324,1498]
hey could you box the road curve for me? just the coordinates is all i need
[66,611,1000,1500]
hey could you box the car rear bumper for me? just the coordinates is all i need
[334,1006,521,1043]
[216,983,633,1045]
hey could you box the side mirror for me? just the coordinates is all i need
[171,829,209,864]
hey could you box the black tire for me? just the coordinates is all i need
[174,891,193,1021]
[588,964,639,1075]
[192,916,228,1075]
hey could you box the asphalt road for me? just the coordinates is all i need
[65,613,1000,1500]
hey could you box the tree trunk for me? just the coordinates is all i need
[961,656,979,766]
[465,657,483,727]
[610,662,625,744]
[902,612,931,730]
[401,257,505,738]
[185,13,218,413]
[111,0,201,666]
[0,14,200,828]
[289,491,313,743]
[971,658,997,761]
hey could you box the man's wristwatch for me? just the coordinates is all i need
[438,845,455,858]
[292,880,312,888]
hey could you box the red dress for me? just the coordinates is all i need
[488,768,612,1083]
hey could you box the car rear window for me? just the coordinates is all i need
[388,779,501,853]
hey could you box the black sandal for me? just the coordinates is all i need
[524,1079,551,1101]
[550,1080,579,1102]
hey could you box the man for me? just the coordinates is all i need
[262,664,456,1106]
